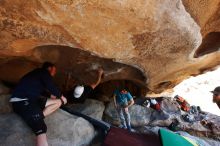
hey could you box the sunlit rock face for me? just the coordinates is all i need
[0,0,220,93]
[182,0,220,58]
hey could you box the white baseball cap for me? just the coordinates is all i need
[150,99,157,105]
[73,85,84,98]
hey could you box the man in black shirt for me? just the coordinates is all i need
[10,62,67,146]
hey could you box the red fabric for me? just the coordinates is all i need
[181,101,190,112]
[154,104,161,111]
[177,96,185,102]
[176,97,190,112]
[150,103,161,111]
[103,127,161,146]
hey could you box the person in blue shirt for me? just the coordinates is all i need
[113,88,134,132]
[10,62,67,146]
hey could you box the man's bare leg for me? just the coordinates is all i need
[36,133,48,146]
[43,96,67,117]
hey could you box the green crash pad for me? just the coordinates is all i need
[159,129,195,146]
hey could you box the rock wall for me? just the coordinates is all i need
[0,0,220,92]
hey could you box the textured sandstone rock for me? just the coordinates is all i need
[182,0,220,29]
[0,0,219,93]
[182,0,220,36]
[182,1,220,58]
[0,109,96,146]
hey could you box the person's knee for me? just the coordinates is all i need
[45,99,62,107]
[55,99,62,107]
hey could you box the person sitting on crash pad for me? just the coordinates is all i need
[211,86,220,109]
[65,68,103,103]
[113,88,134,132]
[10,62,67,146]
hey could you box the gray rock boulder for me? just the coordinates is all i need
[160,98,181,114]
[129,105,154,126]
[104,101,120,125]
[66,99,105,120]
[104,101,154,126]
[0,113,35,146]
[149,110,173,127]
[0,109,96,146]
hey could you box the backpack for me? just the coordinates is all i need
[175,96,190,112]
[180,101,190,112]
[150,99,161,111]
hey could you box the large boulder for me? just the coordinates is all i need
[104,101,120,125]
[104,101,157,127]
[0,109,96,146]
[129,105,155,126]
[66,99,105,120]
[1,0,220,93]
[0,114,35,145]
[160,98,181,114]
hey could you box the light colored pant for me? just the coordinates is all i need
[116,106,131,131]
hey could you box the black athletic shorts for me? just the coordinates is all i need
[12,97,47,136]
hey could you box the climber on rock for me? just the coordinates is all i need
[65,68,104,103]
[10,62,67,146]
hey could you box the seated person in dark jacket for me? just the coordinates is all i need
[211,86,220,109]
[65,68,103,103]
[10,62,67,146]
